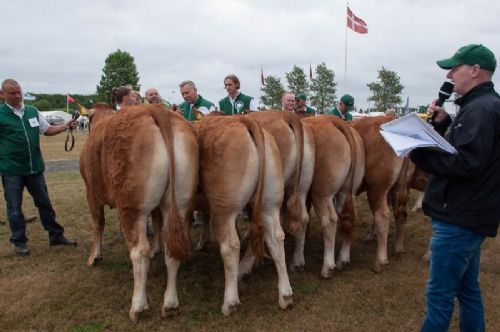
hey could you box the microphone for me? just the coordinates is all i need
[428,81,454,122]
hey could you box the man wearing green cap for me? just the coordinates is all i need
[295,93,315,115]
[327,94,354,121]
[410,44,499,332]
[219,74,258,115]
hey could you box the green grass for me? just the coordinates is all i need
[0,136,499,331]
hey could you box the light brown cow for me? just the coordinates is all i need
[301,115,360,278]
[80,103,198,321]
[195,115,293,316]
[351,116,409,273]
[246,111,315,271]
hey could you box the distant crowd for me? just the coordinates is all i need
[111,74,359,122]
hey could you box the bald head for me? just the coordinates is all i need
[145,88,161,104]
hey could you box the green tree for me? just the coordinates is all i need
[367,66,404,112]
[260,75,285,109]
[33,99,52,112]
[285,65,309,95]
[310,63,337,113]
[96,49,140,103]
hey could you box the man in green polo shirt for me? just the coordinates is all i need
[219,74,258,115]
[179,80,216,121]
[327,94,355,121]
[0,79,78,256]
[295,92,316,114]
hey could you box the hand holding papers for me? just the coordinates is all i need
[380,113,457,157]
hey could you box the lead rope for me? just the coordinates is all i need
[64,111,79,152]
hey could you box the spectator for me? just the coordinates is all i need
[410,43,499,331]
[281,92,296,112]
[219,74,258,115]
[385,108,396,117]
[144,87,172,108]
[111,85,137,110]
[327,94,354,121]
[295,92,315,114]
[179,80,216,121]
[0,79,78,256]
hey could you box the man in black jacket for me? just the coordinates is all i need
[410,44,499,332]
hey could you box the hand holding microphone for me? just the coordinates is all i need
[427,81,454,123]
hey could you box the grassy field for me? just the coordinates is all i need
[0,134,498,331]
[39,130,88,161]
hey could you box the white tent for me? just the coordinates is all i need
[40,111,72,125]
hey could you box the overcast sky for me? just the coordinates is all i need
[1,0,499,110]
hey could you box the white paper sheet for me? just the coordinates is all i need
[379,113,457,157]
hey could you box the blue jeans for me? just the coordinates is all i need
[421,220,485,332]
[2,173,64,245]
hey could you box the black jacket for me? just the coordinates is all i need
[410,81,500,237]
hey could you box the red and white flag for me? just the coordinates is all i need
[67,94,75,103]
[347,7,368,34]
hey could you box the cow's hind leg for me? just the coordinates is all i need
[262,209,293,310]
[367,190,390,273]
[161,254,181,318]
[314,195,338,278]
[120,209,151,322]
[213,211,241,317]
[86,189,105,266]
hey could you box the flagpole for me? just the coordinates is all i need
[344,2,349,93]
[66,94,69,113]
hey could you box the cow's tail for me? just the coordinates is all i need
[282,112,304,234]
[239,116,266,260]
[151,107,190,261]
[328,117,357,236]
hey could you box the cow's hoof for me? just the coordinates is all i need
[161,306,179,318]
[222,303,239,317]
[129,309,142,322]
[289,264,305,272]
[321,267,335,279]
[129,302,150,322]
[336,260,349,271]
[372,262,382,274]
[279,294,294,310]
[87,255,102,267]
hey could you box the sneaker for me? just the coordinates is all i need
[25,215,37,223]
[49,236,78,247]
[15,244,30,256]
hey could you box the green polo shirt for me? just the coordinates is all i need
[218,93,253,115]
[179,95,215,121]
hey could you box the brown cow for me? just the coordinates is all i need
[195,115,293,316]
[246,111,315,271]
[80,103,198,321]
[301,115,360,278]
[351,116,409,273]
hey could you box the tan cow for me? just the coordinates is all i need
[80,103,198,321]
[351,116,410,273]
[195,115,293,316]
[301,115,360,278]
[246,111,315,271]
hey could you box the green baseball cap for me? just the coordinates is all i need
[340,94,354,111]
[296,92,307,101]
[436,44,496,72]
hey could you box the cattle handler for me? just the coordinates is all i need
[0,79,78,256]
